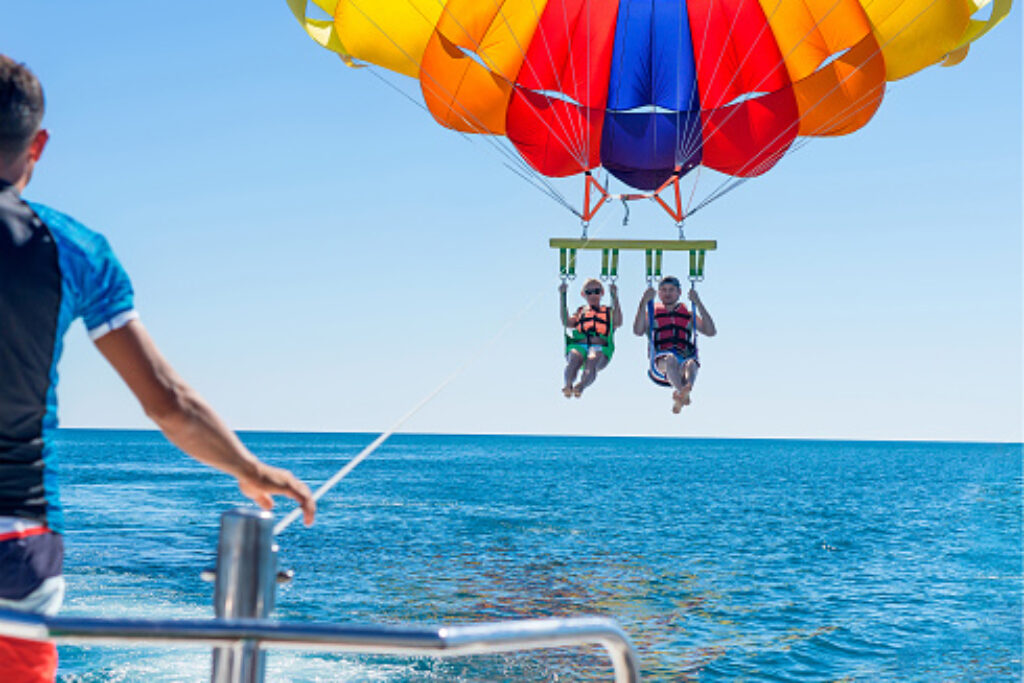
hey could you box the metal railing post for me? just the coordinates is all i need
[210,509,278,683]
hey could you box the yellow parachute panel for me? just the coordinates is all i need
[333,0,443,78]
[862,0,973,80]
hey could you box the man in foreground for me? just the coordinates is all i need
[0,55,316,681]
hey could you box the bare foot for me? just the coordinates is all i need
[562,386,573,398]
[680,385,693,406]
[572,384,584,398]
[672,395,684,414]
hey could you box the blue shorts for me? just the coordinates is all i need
[0,519,63,683]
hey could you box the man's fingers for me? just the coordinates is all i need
[239,466,317,526]
[249,490,273,511]
[302,498,316,526]
[275,474,316,525]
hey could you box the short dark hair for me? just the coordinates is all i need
[0,55,44,157]
[660,276,681,288]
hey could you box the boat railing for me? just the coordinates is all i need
[0,509,641,682]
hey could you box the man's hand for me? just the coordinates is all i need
[641,287,656,303]
[95,320,318,527]
[238,463,316,526]
[688,288,701,305]
[609,283,618,298]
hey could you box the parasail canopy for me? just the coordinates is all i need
[288,0,1011,197]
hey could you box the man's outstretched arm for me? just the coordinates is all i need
[93,320,316,526]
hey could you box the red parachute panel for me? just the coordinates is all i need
[688,0,799,177]
[506,0,620,178]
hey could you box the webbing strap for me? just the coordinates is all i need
[687,250,707,280]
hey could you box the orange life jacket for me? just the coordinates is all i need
[574,305,611,339]
[652,302,695,354]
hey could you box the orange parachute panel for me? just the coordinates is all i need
[420,0,548,134]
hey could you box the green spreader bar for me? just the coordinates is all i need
[552,239,716,281]
[549,239,717,251]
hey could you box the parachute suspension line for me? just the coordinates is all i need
[524,0,585,157]
[482,0,588,158]
[691,76,902,217]
[693,0,947,186]
[346,4,577,216]
[364,66,565,211]
[684,0,852,161]
[501,161,582,218]
[683,166,702,218]
[585,0,592,170]
[491,0,588,160]
[559,0,587,157]
[680,0,848,165]
[676,0,717,165]
[687,0,942,217]
[680,0,938,213]
[689,84,897,217]
[362,66,572,216]
[440,0,588,166]
[342,0,585,205]
[674,0,704,175]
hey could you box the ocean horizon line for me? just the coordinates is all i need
[55,426,1023,447]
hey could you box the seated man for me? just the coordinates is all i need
[559,278,623,398]
[633,276,716,413]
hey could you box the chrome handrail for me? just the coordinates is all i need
[0,610,640,682]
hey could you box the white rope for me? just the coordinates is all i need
[274,295,541,535]
[274,346,487,535]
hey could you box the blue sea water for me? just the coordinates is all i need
[50,430,1021,682]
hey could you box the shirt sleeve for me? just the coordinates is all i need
[76,234,137,340]
[27,202,139,341]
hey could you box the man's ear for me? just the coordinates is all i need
[27,129,49,161]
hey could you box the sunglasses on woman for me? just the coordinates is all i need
[584,288,603,295]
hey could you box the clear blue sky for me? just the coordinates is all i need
[3,3,1020,441]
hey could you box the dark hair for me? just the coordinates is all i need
[0,56,44,157]
[660,276,681,288]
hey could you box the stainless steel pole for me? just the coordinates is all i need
[210,509,278,683]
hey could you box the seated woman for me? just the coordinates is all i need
[559,278,623,398]
[633,276,716,413]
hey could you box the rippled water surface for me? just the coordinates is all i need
[53,430,1021,681]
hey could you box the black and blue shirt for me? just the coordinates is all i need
[0,180,136,534]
